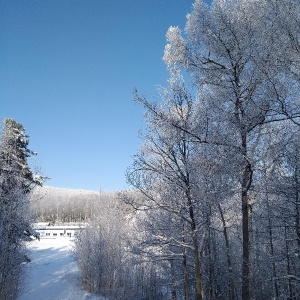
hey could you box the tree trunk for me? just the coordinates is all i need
[241,133,251,300]
[190,213,203,300]
[182,234,190,300]
[265,192,279,299]
[218,203,236,300]
[186,188,203,300]
[294,162,300,253]
[170,260,177,300]
[192,232,203,300]
[285,226,293,299]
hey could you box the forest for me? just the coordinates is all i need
[75,1,300,299]
[1,0,300,299]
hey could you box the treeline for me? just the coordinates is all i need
[30,186,122,223]
[75,1,300,300]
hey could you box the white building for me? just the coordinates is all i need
[33,223,85,238]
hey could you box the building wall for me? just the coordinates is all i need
[36,226,83,238]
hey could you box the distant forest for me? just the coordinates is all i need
[30,186,120,223]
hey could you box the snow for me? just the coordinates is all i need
[19,238,105,300]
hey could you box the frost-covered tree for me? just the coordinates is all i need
[75,195,167,300]
[30,186,104,223]
[263,129,300,298]
[163,1,300,298]
[129,71,246,299]
[73,1,300,299]
[0,118,44,299]
[126,73,215,300]
[0,118,44,192]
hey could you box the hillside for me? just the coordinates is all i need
[30,186,119,223]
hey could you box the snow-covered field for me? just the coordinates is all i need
[19,238,104,300]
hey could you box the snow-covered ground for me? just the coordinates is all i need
[19,238,104,300]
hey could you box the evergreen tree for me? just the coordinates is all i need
[0,118,44,299]
[0,118,44,193]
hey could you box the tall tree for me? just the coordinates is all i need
[0,118,44,192]
[126,73,211,300]
[0,118,44,299]
[163,1,300,298]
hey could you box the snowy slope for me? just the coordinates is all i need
[19,238,104,300]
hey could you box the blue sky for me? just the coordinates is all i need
[1,0,194,191]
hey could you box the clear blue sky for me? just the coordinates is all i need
[1,0,195,191]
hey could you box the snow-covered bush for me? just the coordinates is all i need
[75,196,168,300]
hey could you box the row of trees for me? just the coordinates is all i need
[76,1,300,299]
[30,186,112,223]
[0,119,44,299]
[124,0,300,299]
[129,0,300,299]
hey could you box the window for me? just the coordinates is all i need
[60,233,64,236]
[53,233,57,236]
[46,233,50,236]
[67,233,71,237]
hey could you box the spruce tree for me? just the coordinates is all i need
[0,118,44,299]
[0,118,44,193]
